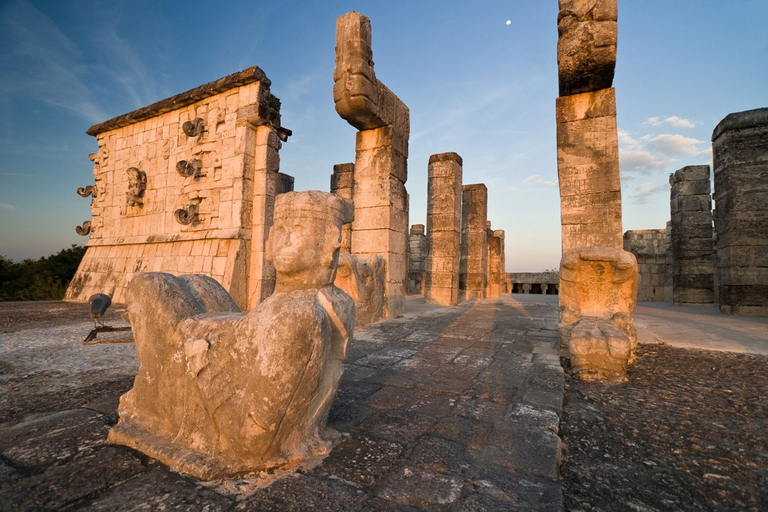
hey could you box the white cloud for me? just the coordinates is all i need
[0,201,16,210]
[524,174,539,183]
[644,133,703,156]
[630,181,668,205]
[619,149,669,173]
[643,116,696,129]
[617,128,641,150]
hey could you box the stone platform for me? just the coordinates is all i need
[0,295,564,511]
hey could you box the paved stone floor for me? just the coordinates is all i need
[0,296,564,511]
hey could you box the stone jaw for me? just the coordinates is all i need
[558,246,638,380]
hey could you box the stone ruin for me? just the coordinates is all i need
[407,224,426,294]
[623,228,672,302]
[555,0,638,379]
[108,191,355,479]
[460,184,490,301]
[669,165,715,305]
[66,66,292,310]
[333,11,410,318]
[508,272,560,295]
[712,108,768,316]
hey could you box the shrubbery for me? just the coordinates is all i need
[0,245,86,301]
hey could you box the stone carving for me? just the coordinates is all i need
[108,190,355,479]
[182,117,206,138]
[557,0,618,96]
[333,11,410,318]
[126,167,147,207]
[334,252,385,327]
[77,185,96,198]
[75,221,92,236]
[558,246,638,380]
[176,159,204,180]
[333,12,409,140]
[174,204,199,225]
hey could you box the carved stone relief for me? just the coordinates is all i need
[182,118,206,138]
[76,221,92,236]
[176,159,203,180]
[126,167,147,207]
[77,185,96,198]
[175,204,199,225]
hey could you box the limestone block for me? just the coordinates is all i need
[109,191,355,479]
[557,0,617,96]
[558,246,638,380]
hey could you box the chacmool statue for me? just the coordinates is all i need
[108,191,355,479]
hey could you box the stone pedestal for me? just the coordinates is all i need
[556,88,623,253]
[558,247,638,380]
[330,163,355,254]
[425,153,463,305]
[669,166,715,305]
[334,12,410,318]
[459,184,488,301]
[712,108,768,316]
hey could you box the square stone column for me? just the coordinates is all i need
[669,165,715,305]
[487,229,505,298]
[556,88,623,253]
[334,12,410,318]
[459,184,488,301]
[712,108,768,316]
[408,224,427,294]
[330,163,355,254]
[425,152,463,305]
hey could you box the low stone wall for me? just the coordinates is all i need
[507,272,560,295]
[623,229,673,302]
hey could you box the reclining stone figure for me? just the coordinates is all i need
[108,191,355,479]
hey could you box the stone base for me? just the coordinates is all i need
[108,421,338,480]
[560,317,631,381]
[719,304,768,317]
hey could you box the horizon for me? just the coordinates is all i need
[1,1,766,271]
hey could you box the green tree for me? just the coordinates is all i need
[0,245,87,301]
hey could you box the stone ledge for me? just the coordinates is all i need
[86,66,269,136]
[85,229,245,246]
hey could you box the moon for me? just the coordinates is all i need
[506,20,511,25]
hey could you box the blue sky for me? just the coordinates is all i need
[0,1,766,271]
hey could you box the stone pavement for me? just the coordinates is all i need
[0,295,564,511]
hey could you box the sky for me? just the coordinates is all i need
[0,0,766,271]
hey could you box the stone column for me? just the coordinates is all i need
[669,166,715,305]
[334,12,410,318]
[488,229,505,298]
[556,0,622,253]
[408,224,427,294]
[555,0,638,380]
[459,184,488,301]
[712,108,768,316]
[425,152,463,305]
[330,163,355,254]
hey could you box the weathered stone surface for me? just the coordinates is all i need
[460,184,489,301]
[669,165,715,305]
[557,0,618,96]
[556,88,623,253]
[712,107,768,316]
[425,152,463,305]
[559,246,638,380]
[488,229,505,298]
[334,12,410,318]
[623,229,672,302]
[108,191,356,479]
[334,252,385,327]
[330,162,355,254]
[66,66,289,310]
[407,224,426,294]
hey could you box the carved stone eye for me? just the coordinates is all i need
[182,118,206,138]
[176,159,203,180]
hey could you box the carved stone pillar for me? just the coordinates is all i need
[459,184,488,301]
[425,152,463,306]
